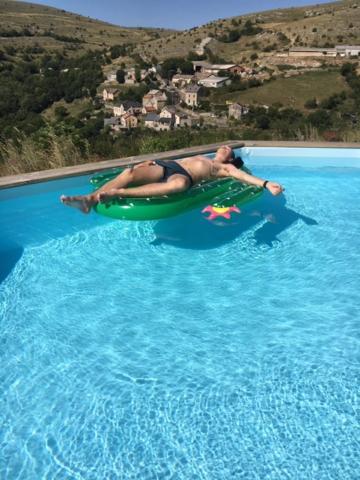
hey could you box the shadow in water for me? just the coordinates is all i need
[152,193,318,250]
[0,243,24,284]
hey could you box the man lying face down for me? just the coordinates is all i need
[60,145,284,214]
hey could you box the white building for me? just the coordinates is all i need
[102,88,118,102]
[198,75,232,88]
[336,45,360,57]
[288,47,337,57]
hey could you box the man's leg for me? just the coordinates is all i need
[60,163,164,213]
[99,175,190,201]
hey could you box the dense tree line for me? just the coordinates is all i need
[0,51,104,138]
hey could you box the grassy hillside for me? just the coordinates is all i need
[0,0,174,54]
[210,70,350,110]
[136,0,360,62]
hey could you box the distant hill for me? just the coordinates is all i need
[0,0,174,54]
[136,0,360,63]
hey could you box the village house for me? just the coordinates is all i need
[144,112,160,128]
[159,105,176,122]
[144,113,172,131]
[120,112,138,129]
[192,61,211,73]
[159,106,192,128]
[171,74,195,88]
[102,88,118,102]
[113,100,142,117]
[203,64,236,75]
[228,103,249,120]
[198,75,232,88]
[106,72,117,82]
[124,68,148,84]
[142,90,168,113]
[157,118,172,131]
[174,112,192,128]
[182,85,201,107]
[192,61,244,76]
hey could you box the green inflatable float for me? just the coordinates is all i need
[90,165,263,221]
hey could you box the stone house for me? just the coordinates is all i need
[228,103,249,120]
[103,88,118,102]
[192,61,211,73]
[120,112,138,129]
[159,106,176,123]
[144,113,172,131]
[113,100,142,117]
[171,74,195,87]
[142,90,168,112]
[174,112,192,127]
[144,112,160,128]
[124,68,148,84]
[182,85,201,107]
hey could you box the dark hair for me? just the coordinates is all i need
[230,151,244,168]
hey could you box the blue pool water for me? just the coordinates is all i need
[0,149,359,479]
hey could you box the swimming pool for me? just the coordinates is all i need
[0,147,359,479]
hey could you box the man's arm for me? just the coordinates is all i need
[217,164,284,196]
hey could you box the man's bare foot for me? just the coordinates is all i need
[60,194,95,214]
[98,189,123,203]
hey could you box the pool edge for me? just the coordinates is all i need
[1,140,359,189]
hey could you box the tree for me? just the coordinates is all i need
[256,115,270,129]
[116,69,125,84]
[135,66,141,83]
[308,109,332,130]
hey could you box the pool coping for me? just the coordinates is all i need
[0,140,359,189]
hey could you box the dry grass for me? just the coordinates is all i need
[0,130,86,176]
[210,70,349,110]
[342,129,360,142]
[0,0,174,54]
[295,125,322,141]
[136,0,360,62]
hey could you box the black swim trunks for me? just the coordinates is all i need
[155,160,194,187]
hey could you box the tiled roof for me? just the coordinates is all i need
[184,85,201,93]
[118,100,142,109]
[104,117,119,126]
[144,113,160,121]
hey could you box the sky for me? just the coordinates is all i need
[23,0,333,29]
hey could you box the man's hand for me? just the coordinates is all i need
[265,182,284,196]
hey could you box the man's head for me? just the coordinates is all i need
[215,146,244,168]
[215,146,233,163]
